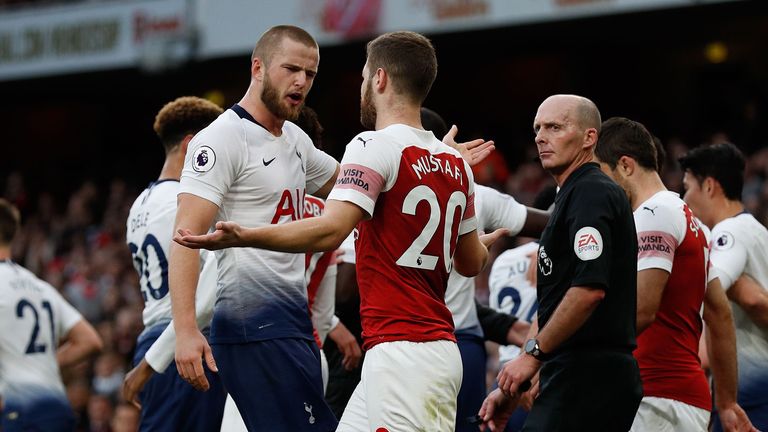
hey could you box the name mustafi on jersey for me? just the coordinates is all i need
[411,154,464,185]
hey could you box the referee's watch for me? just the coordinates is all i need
[524,338,550,361]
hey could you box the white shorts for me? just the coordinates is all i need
[337,339,462,432]
[629,396,709,432]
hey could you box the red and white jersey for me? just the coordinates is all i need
[328,124,477,350]
[303,195,337,347]
[633,190,711,411]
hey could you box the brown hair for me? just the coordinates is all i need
[366,31,437,104]
[153,96,223,152]
[0,198,20,245]
[595,117,657,171]
[251,25,318,65]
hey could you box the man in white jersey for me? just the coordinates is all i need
[121,96,228,431]
[680,142,768,431]
[170,25,340,431]
[0,199,103,432]
[595,118,753,432]
[175,31,505,431]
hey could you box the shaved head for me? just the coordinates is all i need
[251,25,318,66]
[541,94,601,132]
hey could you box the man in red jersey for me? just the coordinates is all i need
[174,30,504,431]
[595,117,754,432]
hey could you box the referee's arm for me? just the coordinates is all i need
[534,285,605,355]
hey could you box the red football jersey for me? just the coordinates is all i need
[328,125,477,350]
[633,191,711,411]
[304,194,335,348]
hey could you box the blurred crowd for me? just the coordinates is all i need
[2,131,767,430]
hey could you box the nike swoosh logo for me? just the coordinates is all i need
[263,157,276,166]
[258,323,274,330]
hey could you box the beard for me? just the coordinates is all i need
[261,73,302,121]
[359,79,377,130]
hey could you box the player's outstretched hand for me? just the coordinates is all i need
[328,321,362,371]
[497,352,540,396]
[442,125,495,167]
[718,402,760,432]
[480,228,510,248]
[122,358,154,409]
[175,328,218,392]
[478,388,519,431]
[174,221,244,250]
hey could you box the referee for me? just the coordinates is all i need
[480,94,642,431]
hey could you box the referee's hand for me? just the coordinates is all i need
[497,353,540,396]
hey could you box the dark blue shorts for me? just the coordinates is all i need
[2,392,74,432]
[456,331,487,432]
[133,324,227,432]
[213,338,338,431]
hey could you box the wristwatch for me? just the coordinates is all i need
[524,338,549,361]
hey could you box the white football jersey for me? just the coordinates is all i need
[709,213,768,394]
[126,179,180,328]
[0,260,82,401]
[488,242,540,363]
[445,185,527,333]
[180,106,337,343]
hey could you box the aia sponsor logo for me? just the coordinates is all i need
[573,226,602,261]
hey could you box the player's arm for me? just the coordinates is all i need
[703,277,755,431]
[636,268,670,334]
[170,192,219,391]
[310,164,340,200]
[727,274,768,328]
[176,199,365,253]
[518,208,550,238]
[123,251,218,405]
[57,319,103,368]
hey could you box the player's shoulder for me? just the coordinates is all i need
[494,242,539,267]
[713,213,765,250]
[190,109,242,147]
[635,191,683,224]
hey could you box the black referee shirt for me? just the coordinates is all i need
[536,162,638,355]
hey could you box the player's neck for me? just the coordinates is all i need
[158,151,184,181]
[374,103,422,131]
[630,172,667,210]
[238,94,284,136]
[710,198,745,226]
[0,247,10,260]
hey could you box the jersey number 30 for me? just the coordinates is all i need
[129,234,169,301]
[396,185,466,272]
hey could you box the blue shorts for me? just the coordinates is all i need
[213,338,338,431]
[133,324,227,432]
[2,392,74,432]
[455,331,487,432]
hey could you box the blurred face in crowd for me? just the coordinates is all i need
[533,96,593,178]
[259,37,318,121]
[360,61,377,130]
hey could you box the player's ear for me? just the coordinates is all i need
[704,177,717,197]
[618,155,635,177]
[374,67,387,93]
[251,57,265,81]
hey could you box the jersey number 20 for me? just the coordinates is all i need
[396,185,466,272]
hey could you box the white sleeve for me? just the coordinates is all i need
[48,284,84,337]
[339,231,356,264]
[311,260,337,344]
[476,184,527,235]
[303,140,339,196]
[145,251,218,372]
[710,229,748,291]
[327,132,396,217]
[634,203,684,273]
[457,159,478,235]
[179,121,244,207]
